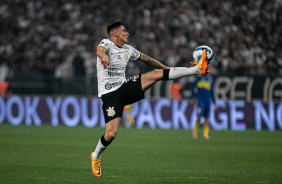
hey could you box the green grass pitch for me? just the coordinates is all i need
[0,124,282,184]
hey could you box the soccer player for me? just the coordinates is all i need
[189,69,218,140]
[90,21,208,177]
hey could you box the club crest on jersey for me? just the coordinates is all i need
[106,107,115,117]
[123,51,129,61]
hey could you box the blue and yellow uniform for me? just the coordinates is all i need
[190,75,216,117]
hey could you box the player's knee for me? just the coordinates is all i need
[106,130,118,139]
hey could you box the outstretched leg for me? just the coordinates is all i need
[141,50,208,91]
[141,66,200,92]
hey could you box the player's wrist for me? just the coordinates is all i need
[101,55,109,61]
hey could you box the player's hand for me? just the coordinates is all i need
[214,104,218,111]
[101,56,110,69]
[189,100,194,105]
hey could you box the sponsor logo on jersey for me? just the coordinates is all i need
[105,81,123,90]
[125,75,139,83]
[105,83,112,90]
[108,68,118,72]
[110,65,126,70]
[108,72,125,77]
[111,81,123,88]
[107,66,126,77]
[106,107,115,117]
[99,41,109,48]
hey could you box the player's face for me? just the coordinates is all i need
[118,25,129,43]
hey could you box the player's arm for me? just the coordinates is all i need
[139,52,171,69]
[96,46,110,69]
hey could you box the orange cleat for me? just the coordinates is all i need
[190,49,208,75]
[89,152,101,177]
[197,49,208,75]
[203,134,210,140]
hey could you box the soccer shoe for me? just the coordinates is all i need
[89,152,101,177]
[190,49,208,75]
[203,134,210,140]
[193,130,198,139]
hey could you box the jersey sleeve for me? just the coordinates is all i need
[128,45,141,61]
[98,39,111,51]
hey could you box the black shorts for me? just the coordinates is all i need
[101,75,144,123]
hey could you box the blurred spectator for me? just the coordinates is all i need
[0,61,10,82]
[170,82,182,100]
[72,51,85,94]
[84,52,97,95]
[54,54,73,94]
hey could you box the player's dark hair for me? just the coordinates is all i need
[107,21,123,35]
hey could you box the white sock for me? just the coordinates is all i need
[92,139,107,160]
[168,66,200,79]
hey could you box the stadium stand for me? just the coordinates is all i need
[0,0,281,95]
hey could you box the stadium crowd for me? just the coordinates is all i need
[0,0,281,94]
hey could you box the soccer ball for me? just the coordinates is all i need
[193,45,214,65]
